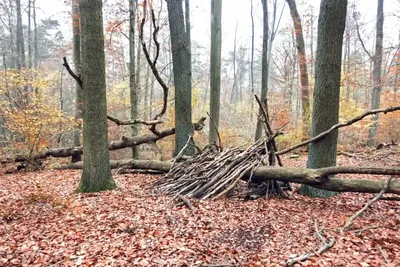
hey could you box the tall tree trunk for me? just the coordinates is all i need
[144,21,152,118]
[209,0,222,145]
[286,0,311,140]
[16,0,26,69]
[28,0,32,69]
[255,0,269,141]
[166,0,194,156]
[71,0,82,163]
[230,25,238,106]
[77,0,115,192]
[299,0,347,198]
[33,0,38,69]
[7,0,15,69]
[250,0,255,121]
[129,0,139,159]
[367,0,384,147]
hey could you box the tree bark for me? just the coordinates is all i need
[71,0,82,163]
[78,0,115,192]
[33,0,38,69]
[367,0,384,147]
[166,0,194,156]
[209,0,222,145]
[16,0,26,69]
[300,0,347,198]
[129,0,139,159]
[255,0,269,141]
[286,0,311,140]
[28,0,32,69]
[62,160,400,195]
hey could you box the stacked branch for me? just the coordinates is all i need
[156,136,284,200]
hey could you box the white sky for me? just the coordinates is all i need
[33,0,400,59]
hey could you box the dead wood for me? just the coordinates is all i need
[13,118,206,162]
[107,115,163,126]
[286,221,335,266]
[341,177,393,232]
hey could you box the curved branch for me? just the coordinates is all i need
[62,57,82,89]
[277,106,400,155]
[107,115,163,126]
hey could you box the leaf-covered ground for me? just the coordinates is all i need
[1,151,399,266]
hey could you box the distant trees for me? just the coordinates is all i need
[299,0,348,198]
[166,0,194,156]
[77,0,115,192]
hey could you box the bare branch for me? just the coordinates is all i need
[355,19,373,59]
[342,177,393,232]
[277,106,400,155]
[107,115,163,126]
[62,57,82,89]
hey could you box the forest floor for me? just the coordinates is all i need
[0,147,399,266]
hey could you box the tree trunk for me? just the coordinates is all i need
[144,21,152,118]
[33,0,38,69]
[286,0,311,140]
[129,0,139,159]
[71,0,82,163]
[299,0,347,198]
[16,0,26,69]
[28,0,32,69]
[63,160,400,196]
[166,0,194,156]
[367,0,384,147]
[77,0,115,192]
[255,0,269,141]
[209,0,222,145]
[250,0,255,121]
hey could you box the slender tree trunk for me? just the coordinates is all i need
[255,0,269,141]
[209,0,222,145]
[299,0,347,198]
[309,7,314,78]
[77,0,115,192]
[28,0,32,69]
[33,0,38,69]
[166,0,194,156]
[144,21,152,118]
[286,0,311,140]
[250,0,255,121]
[71,0,82,163]
[230,24,238,107]
[16,0,26,69]
[129,0,139,159]
[367,0,384,147]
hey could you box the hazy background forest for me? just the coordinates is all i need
[0,0,399,160]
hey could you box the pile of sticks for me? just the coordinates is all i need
[156,138,280,200]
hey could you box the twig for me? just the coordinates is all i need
[379,246,390,264]
[176,194,194,210]
[354,16,373,59]
[286,221,335,266]
[277,106,400,155]
[352,225,381,235]
[207,111,222,151]
[342,177,393,232]
[62,57,82,89]
[171,135,193,168]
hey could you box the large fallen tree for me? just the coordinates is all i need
[62,158,400,196]
[13,117,206,162]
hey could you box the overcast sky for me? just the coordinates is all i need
[34,0,400,59]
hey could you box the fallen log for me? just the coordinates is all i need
[13,118,206,162]
[61,159,400,195]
